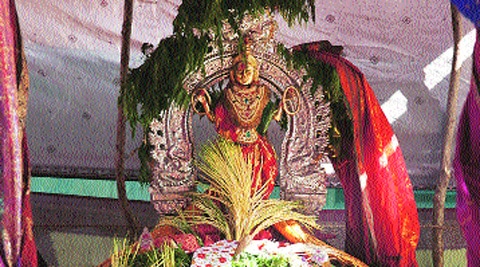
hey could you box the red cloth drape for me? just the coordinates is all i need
[295,42,420,266]
[214,102,277,199]
[0,0,37,266]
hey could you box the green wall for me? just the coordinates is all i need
[31,177,457,209]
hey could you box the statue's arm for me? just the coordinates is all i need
[199,96,215,122]
[191,88,215,122]
[272,102,283,122]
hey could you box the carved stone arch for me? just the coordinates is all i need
[149,21,331,216]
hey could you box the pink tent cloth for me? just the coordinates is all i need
[453,28,480,267]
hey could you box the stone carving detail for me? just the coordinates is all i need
[280,86,331,214]
[148,105,195,214]
[150,14,331,215]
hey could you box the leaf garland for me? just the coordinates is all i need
[122,0,317,183]
[122,35,210,132]
[277,43,352,158]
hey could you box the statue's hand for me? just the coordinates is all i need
[191,88,211,115]
[282,86,301,116]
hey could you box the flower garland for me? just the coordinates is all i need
[191,239,330,267]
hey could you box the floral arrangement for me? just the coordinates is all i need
[192,239,329,267]
[107,139,330,266]
[110,234,330,267]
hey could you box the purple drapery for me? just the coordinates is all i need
[453,28,480,267]
[0,0,37,266]
[451,0,480,26]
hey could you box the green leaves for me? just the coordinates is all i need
[231,253,290,267]
[122,0,316,134]
[122,35,210,131]
[110,237,193,267]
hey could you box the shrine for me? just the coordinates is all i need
[1,0,479,266]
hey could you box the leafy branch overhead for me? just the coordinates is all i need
[122,0,353,183]
[121,0,316,131]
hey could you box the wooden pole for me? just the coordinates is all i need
[116,0,140,239]
[432,4,462,266]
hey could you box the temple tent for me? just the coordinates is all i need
[17,0,475,188]
[1,0,478,266]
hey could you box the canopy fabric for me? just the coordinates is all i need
[16,0,475,188]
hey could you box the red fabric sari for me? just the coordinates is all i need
[213,103,277,199]
[295,42,420,266]
[0,0,38,266]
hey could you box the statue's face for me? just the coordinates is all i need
[234,61,255,86]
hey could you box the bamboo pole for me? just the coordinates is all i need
[116,0,140,239]
[432,4,462,267]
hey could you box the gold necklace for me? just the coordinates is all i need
[226,84,265,128]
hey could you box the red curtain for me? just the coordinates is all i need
[295,42,420,266]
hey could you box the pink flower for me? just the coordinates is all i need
[173,234,200,253]
[139,227,153,252]
[153,236,173,248]
[203,234,221,247]
[253,229,272,240]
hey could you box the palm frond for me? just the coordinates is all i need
[157,137,321,252]
[195,138,320,241]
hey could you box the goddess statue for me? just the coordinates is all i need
[191,44,299,199]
